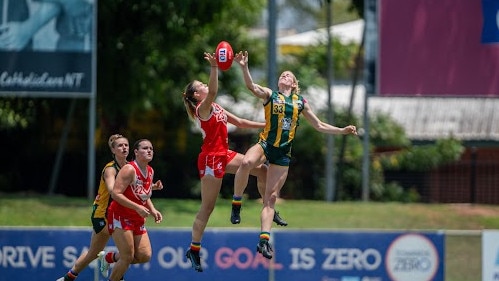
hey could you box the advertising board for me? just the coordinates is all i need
[0,228,444,281]
[379,0,499,96]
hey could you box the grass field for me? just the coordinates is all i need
[2,195,497,281]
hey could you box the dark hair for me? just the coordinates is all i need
[182,80,199,121]
[131,138,150,160]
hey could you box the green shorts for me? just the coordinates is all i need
[258,140,292,166]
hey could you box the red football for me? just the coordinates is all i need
[215,41,234,71]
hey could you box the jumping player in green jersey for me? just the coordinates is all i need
[232,50,358,260]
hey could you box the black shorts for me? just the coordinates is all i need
[91,205,107,234]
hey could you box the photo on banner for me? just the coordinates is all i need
[0,0,95,95]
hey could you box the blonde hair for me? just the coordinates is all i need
[291,74,300,95]
[182,80,199,121]
[108,134,126,150]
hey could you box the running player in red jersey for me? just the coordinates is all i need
[106,139,163,281]
[182,52,270,272]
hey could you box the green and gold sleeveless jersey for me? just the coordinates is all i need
[92,161,120,218]
[259,91,305,149]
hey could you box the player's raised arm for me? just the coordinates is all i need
[234,51,272,101]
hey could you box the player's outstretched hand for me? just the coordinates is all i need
[234,51,249,67]
[344,125,357,135]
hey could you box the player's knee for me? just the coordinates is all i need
[268,193,278,204]
[201,204,216,215]
[241,158,257,171]
[134,252,151,264]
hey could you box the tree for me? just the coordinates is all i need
[95,0,268,198]
[0,0,269,196]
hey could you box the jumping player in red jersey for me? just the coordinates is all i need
[106,139,163,281]
[182,52,273,272]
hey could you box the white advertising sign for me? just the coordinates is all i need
[483,230,499,281]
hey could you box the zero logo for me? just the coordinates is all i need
[385,234,439,281]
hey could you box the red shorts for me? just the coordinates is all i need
[107,210,147,235]
[198,150,237,179]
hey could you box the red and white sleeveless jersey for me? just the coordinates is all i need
[196,102,228,155]
[109,160,153,221]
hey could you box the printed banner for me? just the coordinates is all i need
[481,0,499,43]
[379,0,499,96]
[0,0,95,96]
[0,228,444,281]
[0,52,91,94]
[482,230,499,281]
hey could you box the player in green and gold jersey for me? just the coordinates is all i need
[232,50,358,260]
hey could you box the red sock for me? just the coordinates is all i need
[66,270,78,280]
[190,242,201,252]
[105,252,115,263]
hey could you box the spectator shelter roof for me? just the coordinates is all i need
[218,85,499,142]
[277,19,364,46]
[306,86,499,142]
